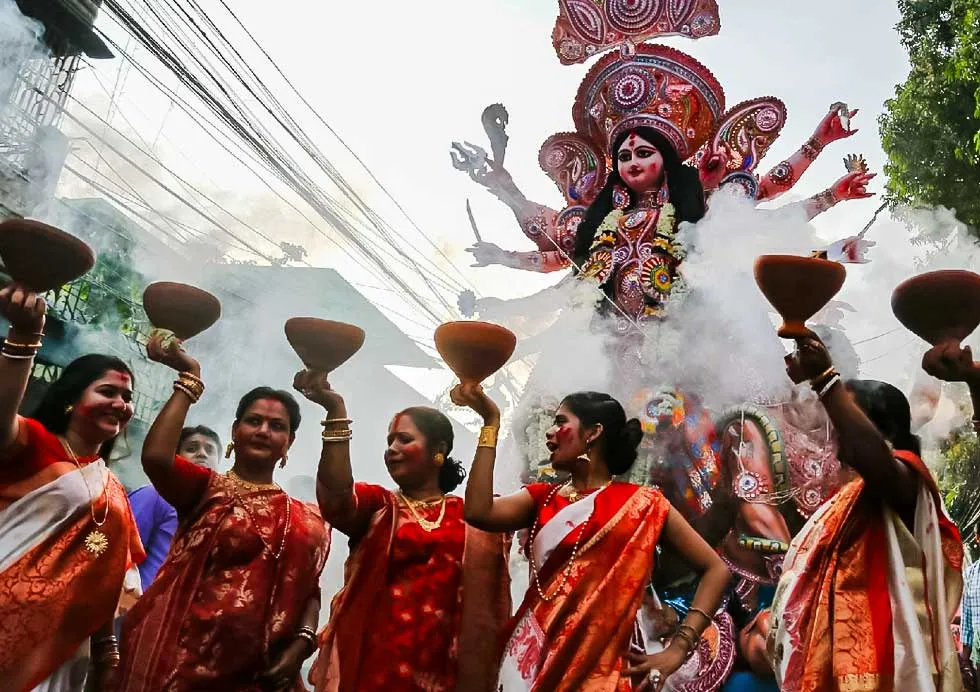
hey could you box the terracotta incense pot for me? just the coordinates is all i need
[434,321,516,384]
[142,282,222,340]
[0,218,95,292]
[891,270,980,346]
[754,255,846,339]
[284,317,365,372]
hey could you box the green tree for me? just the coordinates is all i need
[879,0,980,234]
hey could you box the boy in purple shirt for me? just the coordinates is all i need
[128,425,220,586]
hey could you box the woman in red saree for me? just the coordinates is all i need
[456,385,731,691]
[0,283,144,692]
[297,370,511,692]
[767,335,964,691]
[119,333,329,691]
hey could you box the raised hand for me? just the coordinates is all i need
[831,171,876,202]
[146,330,200,376]
[921,342,980,385]
[698,146,731,191]
[466,241,506,268]
[0,283,45,335]
[449,382,501,425]
[293,369,346,413]
[784,336,834,385]
[814,106,859,145]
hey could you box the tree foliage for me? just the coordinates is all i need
[879,0,980,234]
[936,424,980,535]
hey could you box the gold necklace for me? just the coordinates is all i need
[226,468,279,491]
[563,479,611,503]
[60,437,110,556]
[224,470,290,559]
[399,492,447,532]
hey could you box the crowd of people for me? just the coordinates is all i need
[0,267,976,691]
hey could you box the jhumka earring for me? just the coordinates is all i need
[576,439,593,463]
[224,441,234,459]
[612,184,631,210]
[280,453,288,469]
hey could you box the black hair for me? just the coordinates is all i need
[235,387,301,437]
[179,424,221,449]
[31,354,135,461]
[399,406,466,493]
[560,391,644,475]
[845,379,921,456]
[573,126,706,269]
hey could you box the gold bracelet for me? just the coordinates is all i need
[173,382,200,404]
[322,429,352,443]
[478,425,499,449]
[1,350,35,360]
[295,628,317,654]
[809,366,835,386]
[2,340,42,349]
[321,417,352,427]
[176,374,205,396]
[179,371,203,385]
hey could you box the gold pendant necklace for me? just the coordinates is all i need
[60,437,110,556]
[224,470,290,558]
[399,492,447,532]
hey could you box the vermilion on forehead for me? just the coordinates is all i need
[388,413,419,436]
[98,370,133,390]
[245,398,289,422]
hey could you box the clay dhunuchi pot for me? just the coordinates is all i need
[142,282,222,341]
[891,270,980,346]
[754,255,846,339]
[284,317,365,372]
[0,218,95,292]
[434,321,516,384]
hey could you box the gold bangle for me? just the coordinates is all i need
[809,366,835,386]
[1,350,35,360]
[173,382,200,404]
[478,425,499,449]
[321,417,352,427]
[2,340,42,349]
[179,371,203,385]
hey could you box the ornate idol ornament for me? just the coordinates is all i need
[551,0,722,65]
[573,43,725,162]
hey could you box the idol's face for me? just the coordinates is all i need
[617,133,665,193]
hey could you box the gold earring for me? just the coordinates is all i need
[434,453,445,466]
[225,442,234,459]
[279,453,287,469]
[64,404,73,415]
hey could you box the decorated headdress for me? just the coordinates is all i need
[552,0,721,65]
[573,44,725,161]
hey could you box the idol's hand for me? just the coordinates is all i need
[814,106,859,144]
[466,241,506,268]
[450,382,501,426]
[785,336,834,384]
[0,282,45,335]
[831,171,876,203]
[146,330,200,377]
[293,369,346,413]
[698,147,730,191]
[257,640,306,692]
[922,342,980,385]
[825,234,876,264]
[625,644,687,691]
